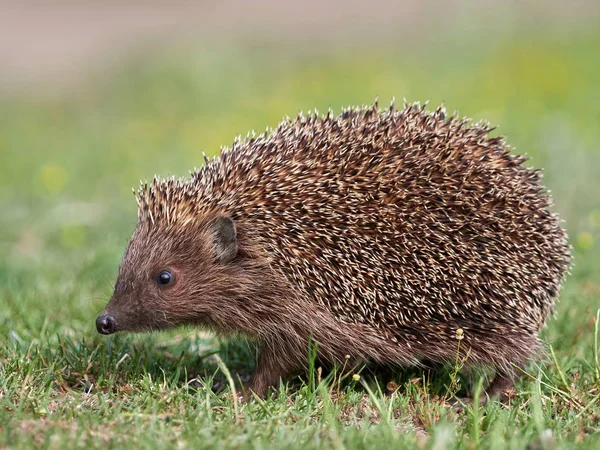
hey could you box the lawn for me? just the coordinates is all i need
[1,27,599,449]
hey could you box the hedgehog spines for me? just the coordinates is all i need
[132,102,570,347]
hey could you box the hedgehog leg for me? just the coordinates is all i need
[484,363,524,402]
[243,340,301,400]
[454,363,524,410]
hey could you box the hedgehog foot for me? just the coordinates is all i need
[484,371,519,402]
[453,364,524,410]
[242,340,301,400]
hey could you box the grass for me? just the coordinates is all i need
[1,26,600,449]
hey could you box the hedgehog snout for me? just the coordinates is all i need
[96,314,117,335]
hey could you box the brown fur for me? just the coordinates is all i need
[98,102,570,400]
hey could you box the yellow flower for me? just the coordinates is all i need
[39,163,68,194]
[577,232,594,251]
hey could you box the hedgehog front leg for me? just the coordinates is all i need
[243,340,301,399]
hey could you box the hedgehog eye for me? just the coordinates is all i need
[156,270,174,286]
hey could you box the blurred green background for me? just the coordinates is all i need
[1,2,600,447]
[1,0,599,367]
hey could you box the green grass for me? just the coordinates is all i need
[1,27,600,449]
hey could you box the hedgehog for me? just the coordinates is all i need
[96,101,570,402]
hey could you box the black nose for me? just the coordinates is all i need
[96,314,117,335]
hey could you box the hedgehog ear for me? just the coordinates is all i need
[210,216,238,264]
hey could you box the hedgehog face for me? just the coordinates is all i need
[96,216,240,335]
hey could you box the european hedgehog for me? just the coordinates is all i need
[97,102,570,401]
